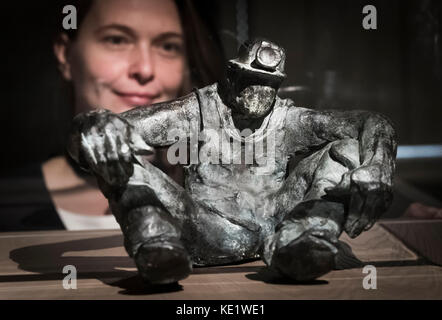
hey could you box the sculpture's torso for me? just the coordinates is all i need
[183,84,293,263]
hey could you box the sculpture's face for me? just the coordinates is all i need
[234,84,277,118]
[55,0,187,114]
[224,40,285,118]
[226,69,280,118]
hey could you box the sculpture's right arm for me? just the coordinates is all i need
[67,92,199,186]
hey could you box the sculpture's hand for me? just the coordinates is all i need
[325,164,393,238]
[77,109,154,187]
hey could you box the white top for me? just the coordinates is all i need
[56,207,120,231]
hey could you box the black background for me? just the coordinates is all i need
[0,0,441,200]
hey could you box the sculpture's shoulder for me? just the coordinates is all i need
[164,90,201,127]
[275,96,312,112]
[178,90,200,114]
[276,99,323,136]
[276,96,295,108]
[275,96,311,118]
[194,83,219,100]
[277,98,318,119]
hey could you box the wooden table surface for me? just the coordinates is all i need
[0,220,441,300]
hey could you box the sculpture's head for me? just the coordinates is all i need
[222,39,286,118]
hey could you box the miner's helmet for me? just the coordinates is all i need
[228,39,286,84]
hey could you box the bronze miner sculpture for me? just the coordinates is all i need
[68,39,397,284]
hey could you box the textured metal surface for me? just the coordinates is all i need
[68,39,397,284]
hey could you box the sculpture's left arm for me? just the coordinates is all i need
[286,107,398,237]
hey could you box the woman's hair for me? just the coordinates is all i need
[55,0,226,93]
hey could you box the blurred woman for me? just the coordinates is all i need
[1,0,224,231]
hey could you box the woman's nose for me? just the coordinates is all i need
[128,44,154,85]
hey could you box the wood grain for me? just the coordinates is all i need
[381,219,442,266]
[0,222,440,299]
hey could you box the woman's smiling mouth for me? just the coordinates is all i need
[113,90,160,106]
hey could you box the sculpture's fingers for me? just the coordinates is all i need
[363,191,386,231]
[349,211,370,238]
[110,159,132,186]
[116,134,134,181]
[344,189,365,238]
[104,133,129,186]
[103,125,120,162]
[88,126,113,185]
[80,132,98,167]
[89,126,106,161]
[352,191,380,235]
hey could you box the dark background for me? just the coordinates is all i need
[0,0,441,207]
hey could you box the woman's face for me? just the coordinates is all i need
[56,0,187,114]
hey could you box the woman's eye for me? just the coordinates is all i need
[157,41,183,57]
[102,35,131,47]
